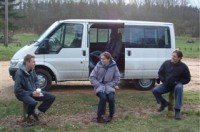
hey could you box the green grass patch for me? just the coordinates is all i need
[15,33,38,46]
[0,33,38,61]
[0,90,199,131]
[184,91,200,103]
[50,94,97,116]
[176,36,200,58]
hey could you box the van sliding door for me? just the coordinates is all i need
[124,25,172,79]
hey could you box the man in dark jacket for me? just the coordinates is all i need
[14,54,55,123]
[152,50,191,120]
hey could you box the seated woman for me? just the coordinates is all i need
[89,52,120,123]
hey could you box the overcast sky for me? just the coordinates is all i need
[189,0,200,8]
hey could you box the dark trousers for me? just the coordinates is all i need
[152,83,183,110]
[97,92,115,118]
[17,91,55,116]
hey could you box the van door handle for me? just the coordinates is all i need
[82,50,86,56]
[127,50,131,56]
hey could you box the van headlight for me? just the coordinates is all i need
[10,60,21,67]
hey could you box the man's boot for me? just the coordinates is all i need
[97,116,104,123]
[157,100,169,112]
[175,109,181,120]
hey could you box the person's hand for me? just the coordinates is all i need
[32,91,41,97]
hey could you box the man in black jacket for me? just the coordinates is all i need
[14,54,55,124]
[152,50,191,120]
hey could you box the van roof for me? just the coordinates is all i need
[59,19,173,26]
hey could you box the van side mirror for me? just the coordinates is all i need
[35,39,50,54]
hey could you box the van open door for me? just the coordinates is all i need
[88,22,125,76]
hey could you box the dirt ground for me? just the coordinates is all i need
[0,58,199,100]
[0,58,199,129]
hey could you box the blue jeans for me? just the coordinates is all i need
[152,83,183,110]
[16,91,55,116]
[97,92,115,117]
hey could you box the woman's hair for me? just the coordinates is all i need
[100,51,113,60]
[173,50,183,59]
[24,54,35,63]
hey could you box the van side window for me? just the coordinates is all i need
[48,25,65,53]
[125,26,171,48]
[90,28,97,43]
[90,28,109,43]
[63,24,83,48]
[164,28,171,47]
[47,23,83,53]
[126,27,144,47]
[145,28,157,47]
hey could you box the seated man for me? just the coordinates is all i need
[152,50,191,120]
[14,54,55,124]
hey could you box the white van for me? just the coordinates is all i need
[9,19,175,90]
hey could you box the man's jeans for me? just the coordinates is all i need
[97,92,115,117]
[17,91,55,116]
[152,83,183,110]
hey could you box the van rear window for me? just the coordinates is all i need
[125,26,171,48]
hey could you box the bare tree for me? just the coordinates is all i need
[14,0,199,37]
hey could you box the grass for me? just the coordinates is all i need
[0,34,199,61]
[0,33,38,61]
[0,90,199,131]
[176,36,200,58]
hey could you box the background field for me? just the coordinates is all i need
[0,34,199,61]
[0,33,38,61]
[176,37,199,58]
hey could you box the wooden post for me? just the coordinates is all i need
[4,0,8,47]
[168,91,174,111]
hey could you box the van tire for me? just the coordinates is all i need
[134,79,155,90]
[35,69,52,91]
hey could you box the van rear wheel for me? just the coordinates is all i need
[35,69,52,91]
[134,79,155,90]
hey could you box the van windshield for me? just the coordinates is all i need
[37,21,60,43]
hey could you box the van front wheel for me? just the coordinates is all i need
[134,79,155,90]
[35,69,52,91]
